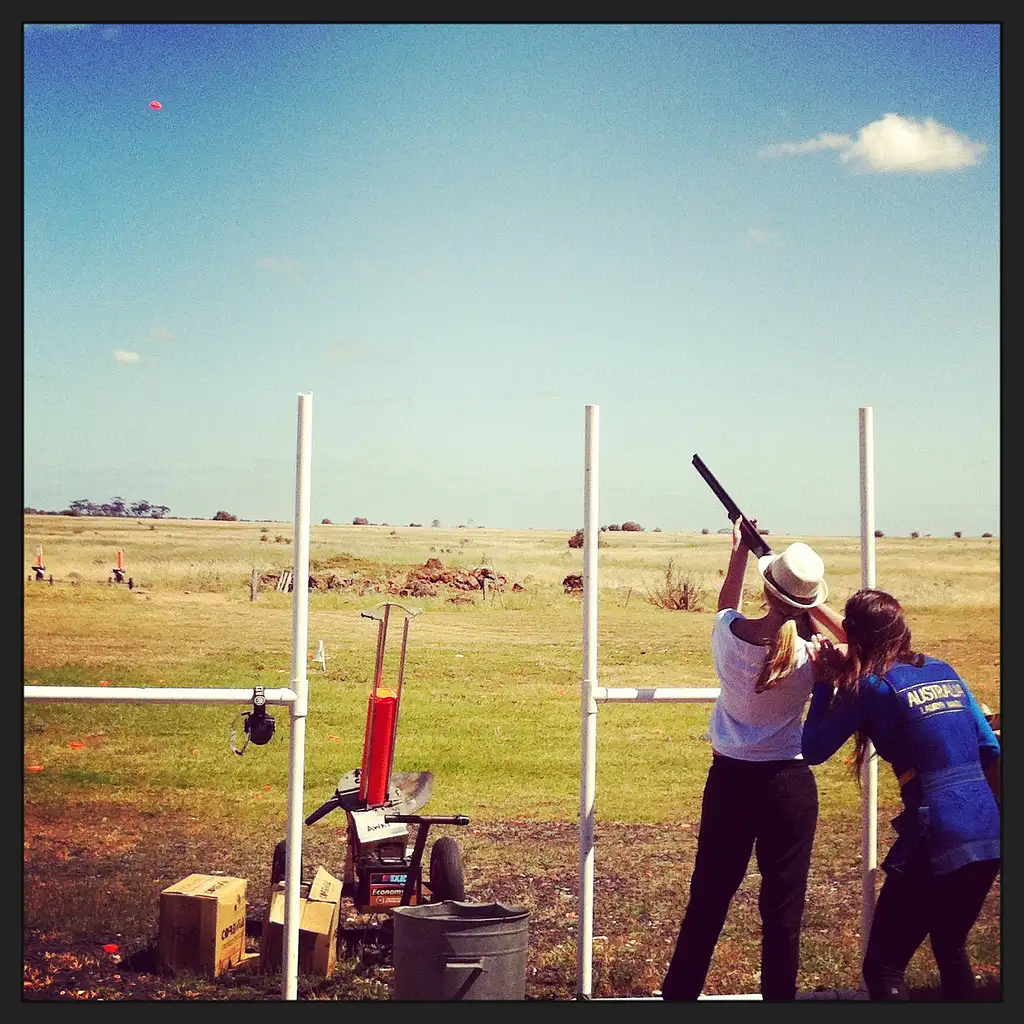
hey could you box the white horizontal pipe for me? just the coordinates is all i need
[594,687,720,703]
[23,686,298,705]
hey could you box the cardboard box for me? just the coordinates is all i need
[159,873,247,977]
[260,866,342,977]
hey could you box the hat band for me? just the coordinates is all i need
[764,562,817,606]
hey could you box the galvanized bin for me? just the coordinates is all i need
[392,900,530,1000]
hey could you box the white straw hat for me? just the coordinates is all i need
[757,542,828,609]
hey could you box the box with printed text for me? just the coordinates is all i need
[158,873,247,977]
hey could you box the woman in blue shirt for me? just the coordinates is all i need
[803,588,1000,1000]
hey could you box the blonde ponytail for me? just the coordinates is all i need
[755,618,800,693]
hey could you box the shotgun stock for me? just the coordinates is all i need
[692,454,772,559]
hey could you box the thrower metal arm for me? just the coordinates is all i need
[360,601,421,623]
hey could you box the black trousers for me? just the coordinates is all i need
[661,754,818,1001]
[863,854,1000,1000]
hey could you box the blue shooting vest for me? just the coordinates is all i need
[880,659,1000,875]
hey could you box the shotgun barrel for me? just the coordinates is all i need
[692,454,772,559]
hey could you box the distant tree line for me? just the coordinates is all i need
[24,497,172,518]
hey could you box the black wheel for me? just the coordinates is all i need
[428,836,465,903]
[271,840,301,886]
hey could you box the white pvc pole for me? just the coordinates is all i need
[281,392,313,1001]
[572,409,873,1001]
[23,393,315,1002]
[858,407,878,972]
[578,404,599,999]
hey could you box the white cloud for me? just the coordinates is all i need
[840,113,987,172]
[150,326,174,341]
[759,132,852,158]
[256,256,299,272]
[759,114,986,174]
[114,350,140,364]
[326,341,368,362]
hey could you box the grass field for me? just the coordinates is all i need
[22,516,1000,1000]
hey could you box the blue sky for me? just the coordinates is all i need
[24,24,1000,536]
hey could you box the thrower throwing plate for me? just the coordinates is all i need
[330,768,433,814]
[388,770,433,814]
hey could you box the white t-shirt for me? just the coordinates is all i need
[707,608,816,761]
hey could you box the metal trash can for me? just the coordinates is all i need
[392,900,530,1000]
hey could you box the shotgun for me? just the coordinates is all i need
[692,454,772,559]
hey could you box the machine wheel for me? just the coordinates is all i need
[271,840,302,887]
[428,836,465,903]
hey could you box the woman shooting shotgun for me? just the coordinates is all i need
[661,514,845,1001]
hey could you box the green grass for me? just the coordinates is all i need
[23,516,1000,999]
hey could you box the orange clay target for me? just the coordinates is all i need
[149,100,162,110]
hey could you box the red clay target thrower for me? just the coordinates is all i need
[272,603,468,913]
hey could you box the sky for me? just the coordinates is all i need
[24,24,1000,537]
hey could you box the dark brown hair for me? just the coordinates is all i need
[831,589,925,784]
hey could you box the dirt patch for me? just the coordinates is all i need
[261,557,526,600]
[22,805,1000,1001]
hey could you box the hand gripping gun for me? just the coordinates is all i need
[692,454,772,559]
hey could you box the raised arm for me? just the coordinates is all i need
[808,601,847,642]
[718,517,751,612]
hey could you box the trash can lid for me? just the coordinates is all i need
[394,900,529,923]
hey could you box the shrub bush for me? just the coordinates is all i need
[353,517,369,526]
[874,530,884,538]
[645,559,708,611]
[910,531,920,539]
[568,528,584,549]
[621,521,644,532]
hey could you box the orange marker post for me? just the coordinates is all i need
[117,550,124,571]
[362,689,398,806]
